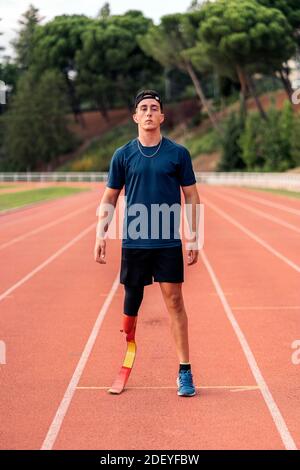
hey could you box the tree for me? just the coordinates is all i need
[256,0,300,100]
[76,11,162,119]
[0,59,20,101]
[291,114,300,167]
[139,12,222,135]
[188,1,201,12]
[239,111,264,170]
[0,18,5,53]
[11,5,43,70]
[98,2,111,19]
[238,101,297,171]
[198,0,295,117]
[260,107,286,170]
[32,15,93,125]
[2,69,75,170]
[218,112,246,171]
[256,1,300,36]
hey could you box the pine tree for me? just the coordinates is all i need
[11,5,43,70]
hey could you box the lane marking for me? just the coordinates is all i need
[40,273,120,450]
[76,385,259,391]
[0,223,95,303]
[219,187,300,216]
[232,306,300,310]
[202,197,300,273]
[0,203,96,250]
[207,190,300,234]
[201,249,297,450]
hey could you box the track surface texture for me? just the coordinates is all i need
[0,183,299,450]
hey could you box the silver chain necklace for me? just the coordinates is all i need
[137,136,163,158]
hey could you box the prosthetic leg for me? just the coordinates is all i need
[108,314,137,394]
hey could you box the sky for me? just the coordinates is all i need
[0,0,194,58]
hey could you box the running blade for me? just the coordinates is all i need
[108,340,136,394]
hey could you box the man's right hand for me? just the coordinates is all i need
[94,238,106,264]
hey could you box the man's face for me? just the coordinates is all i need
[133,98,165,130]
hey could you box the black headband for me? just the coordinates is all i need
[135,90,163,110]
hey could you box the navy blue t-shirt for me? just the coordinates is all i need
[106,136,196,248]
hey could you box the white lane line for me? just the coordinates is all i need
[232,306,300,310]
[201,249,297,450]
[220,187,300,216]
[202,197,300,273]
[207,190,300,234]
[0,202,96,250]
[0,223,95,303]
[76,385,259,391]
[40,273,120,450]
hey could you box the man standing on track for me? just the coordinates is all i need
[94,90,200,397]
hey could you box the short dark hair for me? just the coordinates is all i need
[134,89,163,111]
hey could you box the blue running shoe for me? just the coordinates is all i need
[177,369,196,397]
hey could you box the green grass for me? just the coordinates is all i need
[60,115,221,171]
[59,121,136,171]
[243,186,300,199]
[0,186,89,211]
[0,185,16,189]
[185,129,221,159]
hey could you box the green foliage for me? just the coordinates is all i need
[60,122,136,171]
[2,1,300,171]
[1,69,77,171]
[0,115,5,162]
[76,11,162,113]
[98,2,111,19]
[11,5,42,70]
[259,107,287,171]
[0,61,20,91]
[239,111,264,170]
[185,129,220,157]
[279,100,293,161]
[256,1,300,37]
[139,11,204,73]
[0,17,5,53]
[139,11,221,133]
[291,114,300,167]
[198,0,296,80]
[238,101,299,171]
[218,112,246,170]
[32,15,92,74]
[30,12,162,116]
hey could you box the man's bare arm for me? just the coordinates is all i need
[181,183,200,266]
[94,187,122,264]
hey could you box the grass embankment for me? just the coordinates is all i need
[184,128,221,159]
[62,118,221,172]
[59,122,136,171]
[243,187,300,200]
[0,186,89,211]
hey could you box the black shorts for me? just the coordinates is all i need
[120,245,184,287]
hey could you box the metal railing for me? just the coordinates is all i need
[0,172,108,182]
[194,172,300,190]
[0,172,300,190]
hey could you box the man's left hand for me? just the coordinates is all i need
[187,249,199,265]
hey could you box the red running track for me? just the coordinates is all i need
[0,184,299,450]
